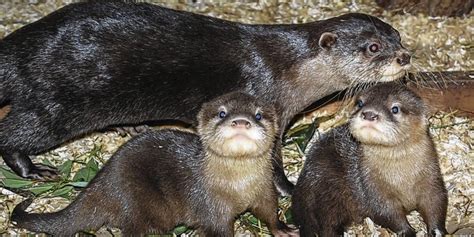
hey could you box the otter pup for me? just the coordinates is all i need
[0,1,410,195]
[11,92,297,236]
[292,83,448,237]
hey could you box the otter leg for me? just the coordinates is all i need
[0,110,61,180]
[299,225,315,237]
[115,125,150,136]
[318,226,344,237]
[200,220,234,236]
[418,185,448,236]
[295,211,325,237]
[374,211,416,237]
[251,191,299,237]
[2,152,58,180]
[272,138,294,196]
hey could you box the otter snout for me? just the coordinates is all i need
[231,118,252,129]
[396,51,411,66]
[361,111,379,121]
[380,50,411,81]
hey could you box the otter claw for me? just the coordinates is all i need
[272,228,300,237]
[116,125,150,136]
[25,164,60,181]
[272,225,300,237]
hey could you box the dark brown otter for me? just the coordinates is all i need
[0,1,410,195]
[11,92,298,236]
[292,82,448,237]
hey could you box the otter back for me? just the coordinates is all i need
[0,1,409,196]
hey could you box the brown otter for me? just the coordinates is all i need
[11,92,298,236]
[0,1,410,195]
[292,82,448,237]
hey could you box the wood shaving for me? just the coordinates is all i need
[0,1,472,236]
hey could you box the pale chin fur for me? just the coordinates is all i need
[380,61,410,82]
[349,117,401,146]
[209,126,268,157]
[219,138,261,157]
[219,126,264,141]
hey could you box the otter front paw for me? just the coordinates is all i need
[25,164,59,181]
[272,224,300,237]
[272,229,300,237]
[115,125,150,136]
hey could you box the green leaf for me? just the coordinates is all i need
[284,121,317,153]
[72,169,88,182]
[41,159,54,167]
[86,158,99,173]
[58,160,73,178]
[284,209,294,224]
[50,185,74,198]
[28,183,56,195]
[1,178,33,188]
[172,225,189,235]
[69,181,89,188]
[0,166,24,180]
[0,166,34,189]
[246,215,260,226]
[72,159,99,183]
[285,123,312,139]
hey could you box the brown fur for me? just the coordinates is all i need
[11,92,298,236]
[0,105,10,120]
[292,82,448,237]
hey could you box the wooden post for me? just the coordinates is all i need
[406,71,474,117]
[375,0,473,17]
[306,71,474,118]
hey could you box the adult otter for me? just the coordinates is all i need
[11,92,298,236]
[292,82,448,236]
[0,1,410,194]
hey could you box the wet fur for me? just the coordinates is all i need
[292,83,448,237]
[13,131,206,236]
[0,1,408,192]
[11,93,293,236]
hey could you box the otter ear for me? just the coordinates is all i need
[318,32,337,49]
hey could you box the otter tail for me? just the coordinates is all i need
[11,198,107,236]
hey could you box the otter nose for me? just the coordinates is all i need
[396,52,411,66]
[231,119,251,129]
[362,111,379,121]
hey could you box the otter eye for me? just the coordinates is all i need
[368,43,380,54]
[255,113,262,121]
[356,100,364,108]
[218,111,226,119]
[391,106,400,114]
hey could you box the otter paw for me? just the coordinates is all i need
[25,164,59,181]
[115,125,150,136]
[272,226,300,237]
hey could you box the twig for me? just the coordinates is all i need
[431,120,470,129]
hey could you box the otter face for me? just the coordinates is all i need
[349,83,427,146]
[317,13,411,85]
[197,92,278,158]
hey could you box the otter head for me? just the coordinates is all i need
[197,92,278,158]
[349,82,427,146]
[313,13,410,86]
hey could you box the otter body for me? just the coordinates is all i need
[0,1,410,193]
[12,92,297,236]
[292,83,447,237]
